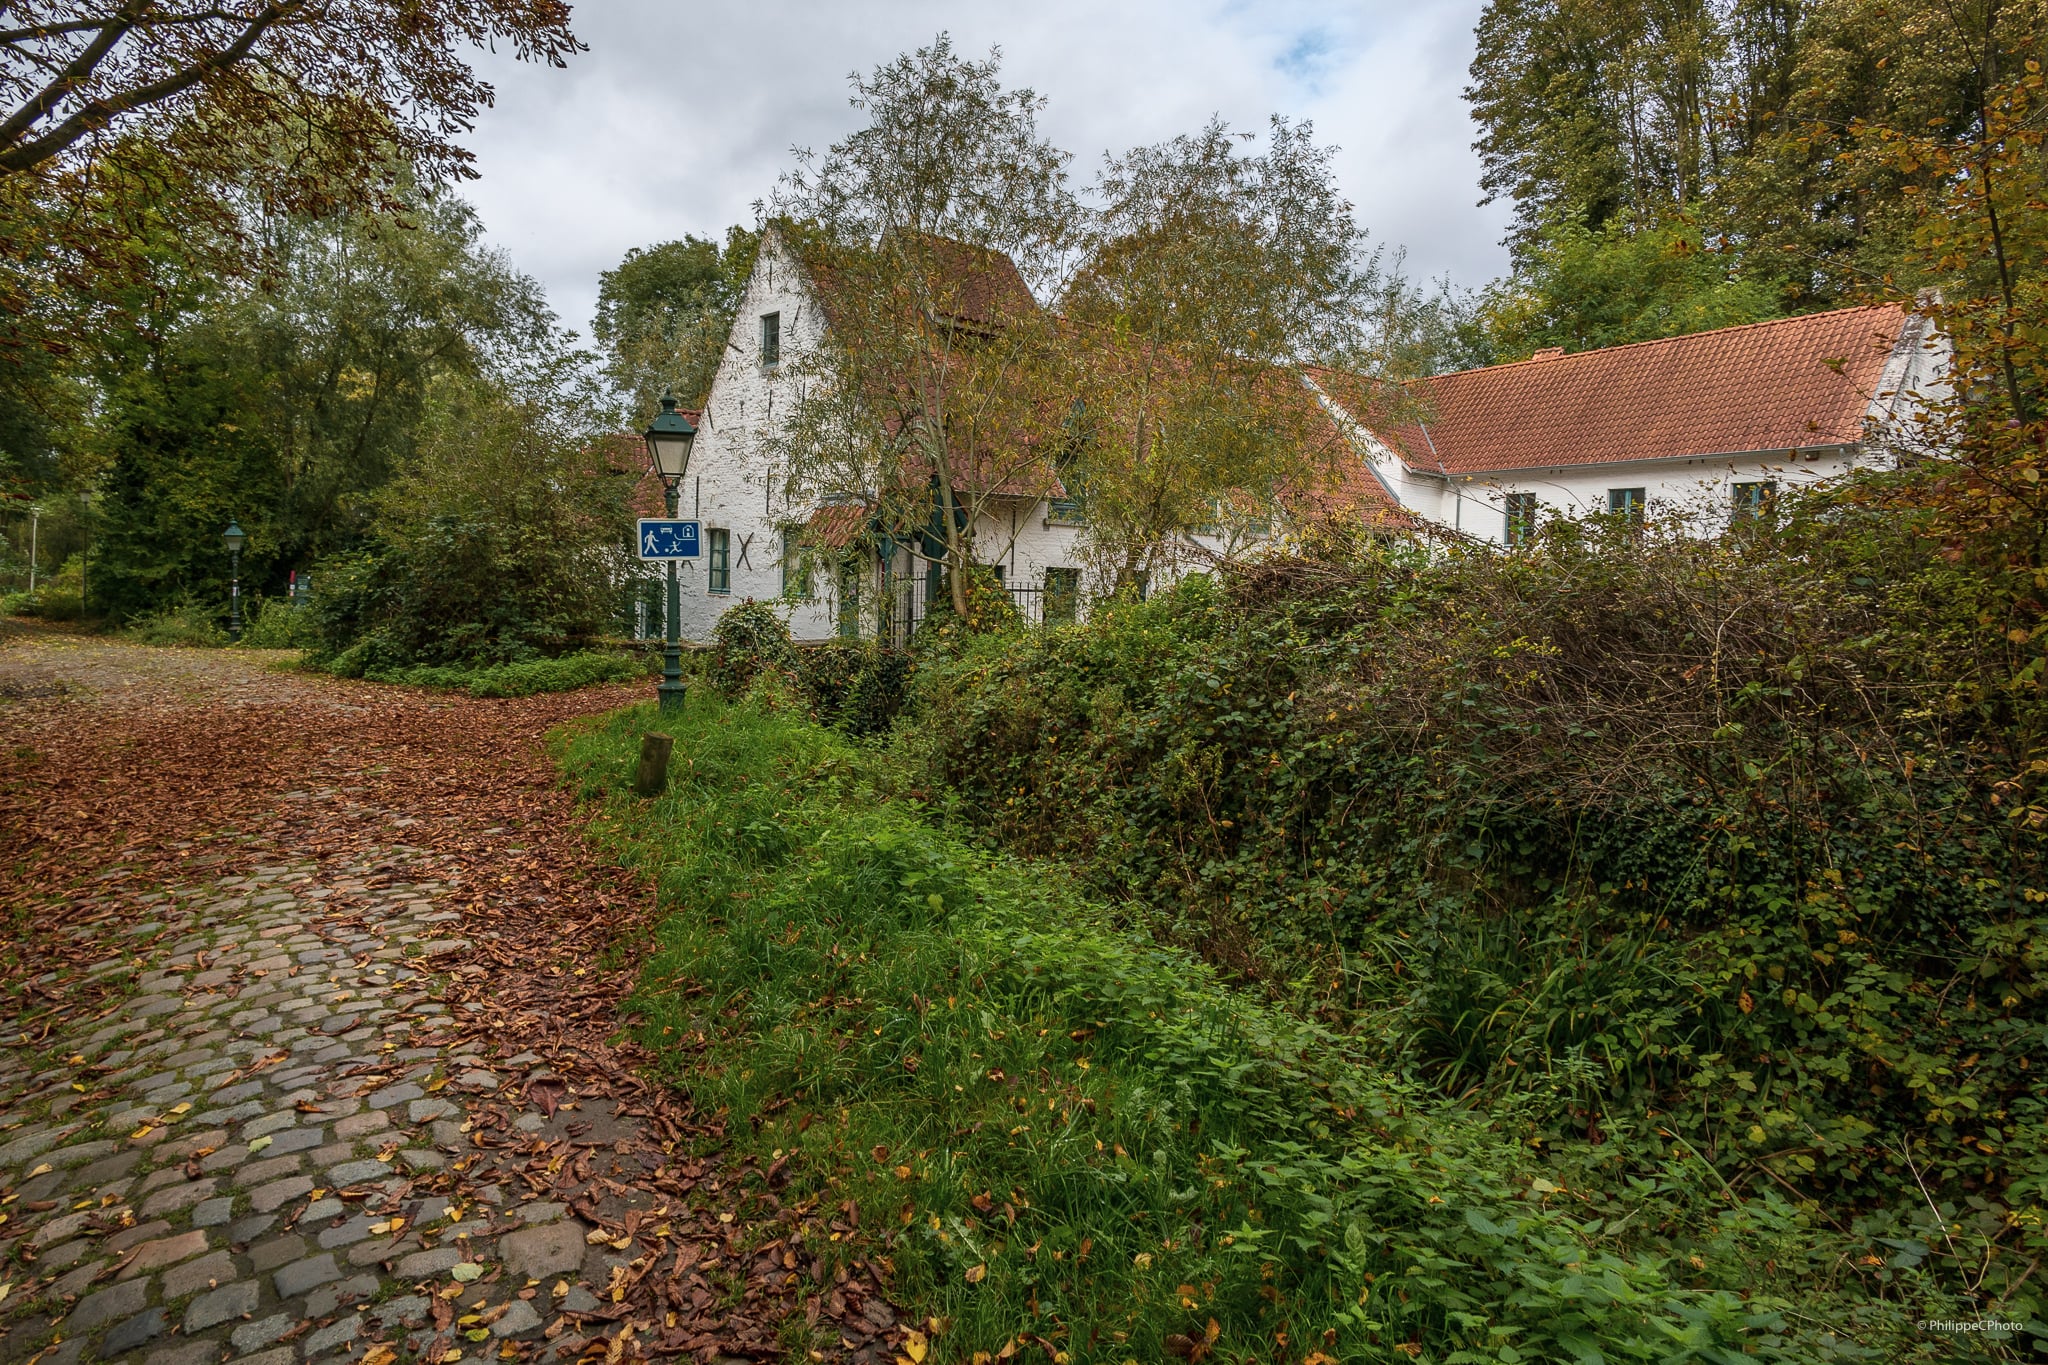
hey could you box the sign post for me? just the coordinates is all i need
[637,517,700,713]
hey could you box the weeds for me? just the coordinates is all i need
[561,694,1979,1362]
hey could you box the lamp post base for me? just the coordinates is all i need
[657,678,687,713]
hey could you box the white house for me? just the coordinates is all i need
[659,225,1946,643]
[1312,305,1949,546]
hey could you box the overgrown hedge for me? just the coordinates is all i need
[565,697,1920,1364]
[897,494,2047,1344]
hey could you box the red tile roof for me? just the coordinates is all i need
[602,416,701,519]
[1330,305,1911,475]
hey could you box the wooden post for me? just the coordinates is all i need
[634,732,674,798]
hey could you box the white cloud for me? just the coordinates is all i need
[459,0,1512,336]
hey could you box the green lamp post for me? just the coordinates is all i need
[643,392,697,713]
[223,519,247,641]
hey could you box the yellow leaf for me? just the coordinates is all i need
[585,1228,610,1245]
[167,1101,191,1116]
[129,1126,153,1140]
[0,1282,10,1307]
[362,1348,397,1365]
[903,1328,930,1363]
[427,1075,451,1092]
[26,1164,51,1178]
[963,1264,986,1284]
[894,1165,914,1181]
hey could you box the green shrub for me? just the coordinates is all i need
[911,563,1021,655]
[561,695,1964,1364]
[351,649,646,697]
[6,556,86,621]
[707,599,799,699]
[239,596,316,649]
[121,598,226,647]
[796,639,911,736]
[899,498,2048,1343]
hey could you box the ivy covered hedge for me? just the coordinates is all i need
[898,493,2047,1343]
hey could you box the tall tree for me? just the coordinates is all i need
[766,35,1078,617]
[593,227,759,422]
[1061,117,1385,585]
[88,189,554,620]
[0,1,579,189]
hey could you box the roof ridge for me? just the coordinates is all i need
[1439,302,1909,379]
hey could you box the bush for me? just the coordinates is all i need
[239,596,317,649]
[910,563,1021,655]
[298,370,634,671]
[562,695,1968,1364]
[348,649,647,697]
[899,495,2048,1342]
[796,639,911,736]
[121,598,226,647]
[6,556,86,621]
[706,599,799,699]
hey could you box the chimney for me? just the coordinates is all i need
[1530,346,1566,361]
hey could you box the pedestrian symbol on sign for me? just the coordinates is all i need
[637,519,702,560]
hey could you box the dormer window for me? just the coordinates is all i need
[760,311,781,365]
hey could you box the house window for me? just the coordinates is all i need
[707,528,730,594]
[1503,492,1539,547]
[1045,567,1081,625]
[1046,497,1085,526]
[780,528,811,599]
[1608,487,1647,520]
[1731,480,1776,525]
[836,559,862,639]
[760,312,780,365]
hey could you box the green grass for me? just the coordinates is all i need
[551,695,1936,1365]
[357,649,648,697]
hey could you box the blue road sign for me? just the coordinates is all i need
[637,519,702,560]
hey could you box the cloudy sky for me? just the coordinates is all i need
[459,0,1513,339]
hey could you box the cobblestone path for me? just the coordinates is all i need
[0,632,901,1365]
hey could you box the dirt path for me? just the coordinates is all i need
[0,630,901,1365]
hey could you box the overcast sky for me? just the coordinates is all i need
[459,0,1513,340]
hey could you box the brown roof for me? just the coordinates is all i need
[804,503,871,550]
[1331,305,1911,475]
[603,415,702,519]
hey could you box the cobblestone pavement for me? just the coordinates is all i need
[0,848,668,1365]
[0,633,897,1365]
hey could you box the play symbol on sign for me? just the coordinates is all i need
[638,519,701,559]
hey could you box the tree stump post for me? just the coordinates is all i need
[634,732,674,798]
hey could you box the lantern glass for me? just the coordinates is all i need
[223,519,247,553]
[643,391,697,482]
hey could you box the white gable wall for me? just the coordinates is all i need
[679,232,1111,643]
[678,231,834,642]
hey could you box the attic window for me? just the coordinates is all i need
[760,312,781,365]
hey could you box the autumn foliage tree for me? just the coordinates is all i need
[1062,117,1388,586]
[766,36,1078,618]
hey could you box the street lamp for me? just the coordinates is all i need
[223,519,246,641]
[643,391,697,713]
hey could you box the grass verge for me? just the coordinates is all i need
[355,649,647,697]
[550,694,1939,1365]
